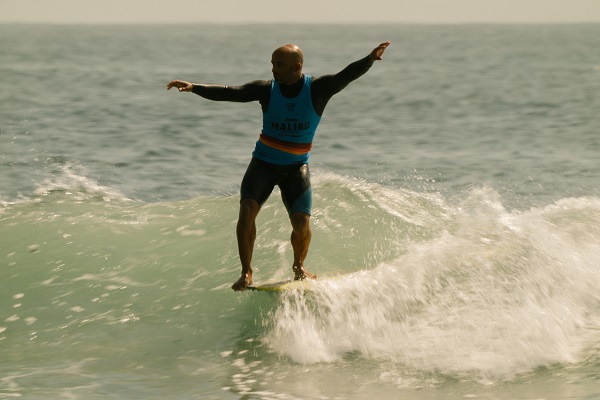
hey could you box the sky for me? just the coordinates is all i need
[1,0,600,25]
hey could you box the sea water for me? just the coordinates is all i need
[1,23,599,399]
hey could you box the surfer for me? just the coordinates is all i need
[167,41,390,291]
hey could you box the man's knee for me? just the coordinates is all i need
[239,198,260,221]
[290,212,310,232]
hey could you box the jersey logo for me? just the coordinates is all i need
[271,118,310,132]
[287,103,296,112]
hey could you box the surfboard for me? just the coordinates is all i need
[247,272,352,292]
[247,279,313,292]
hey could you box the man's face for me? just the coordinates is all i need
[271,50,299,85]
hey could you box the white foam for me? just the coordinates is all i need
[264,188,600,380]
[33,162,129,202]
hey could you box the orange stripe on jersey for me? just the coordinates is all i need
[259,133,313,156]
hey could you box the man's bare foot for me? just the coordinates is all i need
[232,272,252,291]
[293,265,317,281]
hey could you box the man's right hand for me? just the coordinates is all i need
[167,80,193,92]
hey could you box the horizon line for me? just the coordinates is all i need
[2,20,600,26]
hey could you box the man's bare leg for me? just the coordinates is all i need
[232,198,261,291]
[290,212,317,280]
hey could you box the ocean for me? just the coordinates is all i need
[1,23,599,399]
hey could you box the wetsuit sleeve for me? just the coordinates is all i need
[191,80,270,103]
[311,56,375,115]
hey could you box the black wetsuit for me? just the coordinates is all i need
[191,55,375,214]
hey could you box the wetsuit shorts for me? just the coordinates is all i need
[240,157,312,215]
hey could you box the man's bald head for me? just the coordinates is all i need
[273,44,304,67]
[271,44,304,85]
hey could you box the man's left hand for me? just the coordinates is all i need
[369,41,391,61]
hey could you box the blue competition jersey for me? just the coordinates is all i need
[252,75,322,165]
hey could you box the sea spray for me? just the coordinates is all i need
[264,187,600,382]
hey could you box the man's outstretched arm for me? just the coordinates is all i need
[167,80,270,103]
[330,41,391,88]
[311,41,391,115]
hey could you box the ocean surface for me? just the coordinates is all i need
[1,23,600,399]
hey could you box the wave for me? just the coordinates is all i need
[264,185,600,381]
[1,168,599,386]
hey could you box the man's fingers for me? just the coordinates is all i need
[166,80,180,90]
[369,41,391,61]
[167,80,191,91]
[378,41,391,53]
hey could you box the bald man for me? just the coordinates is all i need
[168,41,390,291]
